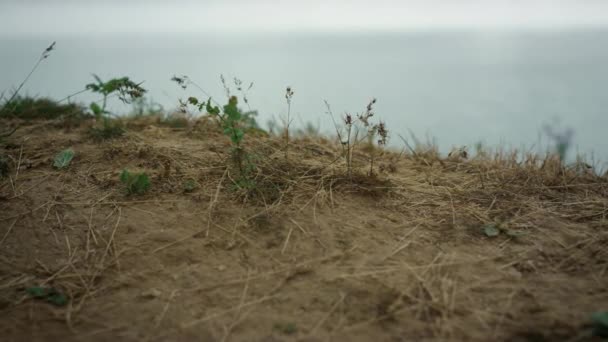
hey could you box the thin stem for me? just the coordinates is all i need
[346,124,352,178]
[285,100,291,159]
[1,41,55,116]
[57,88,89,103]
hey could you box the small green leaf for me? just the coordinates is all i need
[183,179,198,193]
[132,173,151,194]
[483,224,500,237]
[120,169,150,195]
[231,129,244,144]
[120,169,130,184]
[48,292,68,306]
[187,97,199,106]
[26,287,68,307]
[53,148,75,169]
[205,99,220,116]
[26,286,47,298]
[90,102,103,116]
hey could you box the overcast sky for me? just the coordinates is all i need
[1,0,608,35]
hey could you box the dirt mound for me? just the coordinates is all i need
[1,119,606,341]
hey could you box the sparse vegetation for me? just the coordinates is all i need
[0,96,87,121]
[85,74,146,140]
[120,169,151,195]
[173,75,257,189]
[325,98,388,177]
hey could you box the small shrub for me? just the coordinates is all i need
[85,74,146,140]
[119,169,151,195]
[174,77,256,187]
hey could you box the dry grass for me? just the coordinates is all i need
[0,117,607,341]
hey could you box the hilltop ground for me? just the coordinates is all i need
[0,116,607,342]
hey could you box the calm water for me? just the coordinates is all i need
[1,31,607,163]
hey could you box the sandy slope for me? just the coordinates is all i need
[1,119,606,341]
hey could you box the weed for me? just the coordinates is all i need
[25,286,68,307]
[174,75,257,188]
[119,169,151,195]
[85,74,146,140]
[183,179,198,193]
[227,75,254,111]
[284,86,294,159]
[86,74,146,119]
[325,98,388,177]
[53,149,75,169]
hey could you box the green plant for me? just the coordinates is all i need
[53,148,75,169]
[25,286,68,307]
[85,75,146,140]
[173,76,257,188]
[119,169,151,195]
[183,179,198,193]
[194,96,254,184]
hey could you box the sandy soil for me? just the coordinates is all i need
[1,119,606,341]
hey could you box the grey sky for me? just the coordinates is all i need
[2,0,608,35]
